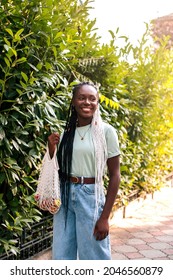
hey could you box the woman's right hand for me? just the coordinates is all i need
[48,132,60,158]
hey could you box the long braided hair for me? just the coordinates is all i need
[58,102,77,214]
[58,82,108,221]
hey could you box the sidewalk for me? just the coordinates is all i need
[110,186,173,259]
[31,187,173,260]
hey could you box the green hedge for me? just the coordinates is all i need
[0,0,173,256]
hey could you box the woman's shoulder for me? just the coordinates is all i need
[102,121,120,152]
[102,122,119,142]
[102,121,117,133]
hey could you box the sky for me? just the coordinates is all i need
[89,0,173,44]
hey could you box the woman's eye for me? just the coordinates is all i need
[78,96,96,102]
[78,96,84,100]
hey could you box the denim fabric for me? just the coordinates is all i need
[52,183,111,260]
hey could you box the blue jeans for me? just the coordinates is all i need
[52,183,111,260]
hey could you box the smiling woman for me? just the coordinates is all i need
[48,82,121,260]
[72,83,99,126]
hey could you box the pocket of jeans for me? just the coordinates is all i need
[81,184,95,195]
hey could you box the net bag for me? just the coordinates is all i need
[34,147,61,214]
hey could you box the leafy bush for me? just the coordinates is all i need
[1,0,173,256]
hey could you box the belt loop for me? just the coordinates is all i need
[81,176,84,184]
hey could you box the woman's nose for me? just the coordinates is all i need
[84,98,90,104]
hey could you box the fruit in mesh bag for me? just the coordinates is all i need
[34,193,47,209]
[34,193,46,210]
[34,192,61,213]
[41,200,46,209]
[54,198,61,207]
[34,193,40,201]
[49,198,61,214]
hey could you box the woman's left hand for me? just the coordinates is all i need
[93,217,109,241]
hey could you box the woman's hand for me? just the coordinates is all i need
[93,217,109,241]
[48,132,60,158]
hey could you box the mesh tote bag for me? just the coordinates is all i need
[34,146,61,214]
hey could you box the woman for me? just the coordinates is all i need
[48,82,120,260]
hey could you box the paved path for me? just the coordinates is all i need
[110,187,173,259]
[31,187,173,260]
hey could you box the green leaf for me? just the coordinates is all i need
[10,47,17,57]
[28,63,39,72]
[4,57,10,67]
[20,80,27,88]
[36,62,43,70]
[16,88,23,95]
[11,171,20,181]
[5,158,19,167]
[5,28,13,37]
[14,28,24,39]
[10,248,18,255]
[0,79,5,86]
[4,37,11,46]
[0,126,5,141]
[11,139,20,151]
[3,44,10,52]
[54,31,63,40]
[45,62,52,70]
[21,71,28,82]
[0,173,6,184]
[15,57,27,64]
[45,103,56,117]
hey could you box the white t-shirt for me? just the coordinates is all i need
[71,122,120,177]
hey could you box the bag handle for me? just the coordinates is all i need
[46,145,59,170]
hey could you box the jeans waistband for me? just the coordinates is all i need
[70,176,95,184]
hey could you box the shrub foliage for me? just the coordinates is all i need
[0,0,173,255]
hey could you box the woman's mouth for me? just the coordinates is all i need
[81,107,92,113]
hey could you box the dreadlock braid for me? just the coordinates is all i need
[58,103,77,214]
[91,105,108,226]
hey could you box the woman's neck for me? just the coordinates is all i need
[77,118,92,127]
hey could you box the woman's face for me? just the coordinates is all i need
[72,85,99,125]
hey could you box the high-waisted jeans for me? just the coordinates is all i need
[52,183,111,260]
